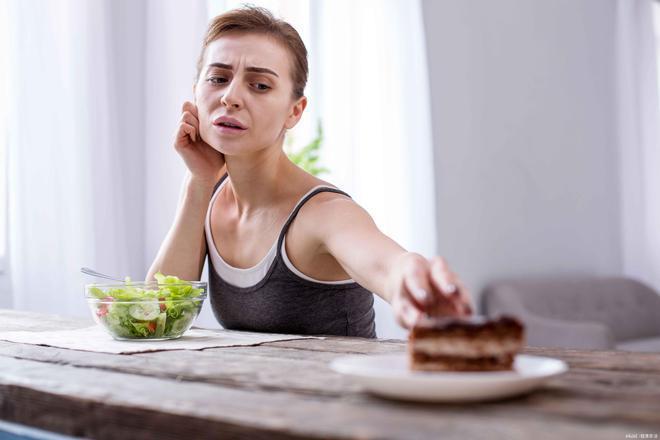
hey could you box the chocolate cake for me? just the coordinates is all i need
[408,315,525,372]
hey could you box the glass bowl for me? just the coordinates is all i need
[85,281,207,341]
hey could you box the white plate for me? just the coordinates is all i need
[330,353,568,403]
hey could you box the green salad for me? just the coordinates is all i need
[87,272,206,339]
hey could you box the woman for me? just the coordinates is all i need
[147,6,473,337]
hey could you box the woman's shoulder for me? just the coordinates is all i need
[291,177,374,251]
[286,166,357,213]
[300,175,349,201]
[296,175,362,217]
[304,174,337,189]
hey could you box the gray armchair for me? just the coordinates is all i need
[482,277,660,351]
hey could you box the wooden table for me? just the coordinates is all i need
[0,309,658,439]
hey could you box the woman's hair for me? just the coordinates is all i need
[196,5,308,99]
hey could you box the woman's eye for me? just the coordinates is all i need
[253,83,270,91]
[207,77,227,85]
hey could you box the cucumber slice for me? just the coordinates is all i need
[128,301,161,321]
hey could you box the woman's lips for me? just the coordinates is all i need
[213,115,246,129]
[213,124,248,135]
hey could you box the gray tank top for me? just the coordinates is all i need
[206,173,377,338]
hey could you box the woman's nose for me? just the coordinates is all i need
[221,81,243,110]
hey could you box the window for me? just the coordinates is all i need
[0,1,9,273]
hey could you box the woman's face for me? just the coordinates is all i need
[194,33,306,156]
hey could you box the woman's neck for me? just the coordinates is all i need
[223,145,296,219]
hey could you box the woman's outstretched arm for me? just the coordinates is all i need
[306,194,473,329]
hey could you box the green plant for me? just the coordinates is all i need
[285,120,329,176]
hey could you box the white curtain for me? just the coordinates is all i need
[616,0,660,292]
[6,0,208,317]
[8,0,135,317]
[314,0,436,338]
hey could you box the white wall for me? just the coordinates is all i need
[422,0,623,310]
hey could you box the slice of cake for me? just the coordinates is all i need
[408,315,525,372]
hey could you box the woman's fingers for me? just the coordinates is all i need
[430,257,456,291]
[180,98,203,145]
[180,102,200,141]
[176,101,205,147]
[428,256,473,316]
[181,101,198,118]
[402,260,434,310]
[395,255,475,330]
[393,292,421,329]
[454,279,474,315]
[179,122,197,143]
[181,111,199,131]
[426,278,462,316]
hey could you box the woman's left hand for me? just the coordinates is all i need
[391,254,474,329]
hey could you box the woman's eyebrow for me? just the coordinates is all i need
[207,62,279,78]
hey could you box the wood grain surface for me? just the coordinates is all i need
[0,309,658,439]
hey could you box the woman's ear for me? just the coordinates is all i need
[285,96,308,129]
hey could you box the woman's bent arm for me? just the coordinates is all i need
[145,173,218,281]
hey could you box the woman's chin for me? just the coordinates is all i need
[210,143,247,157]
[209,138,270,157]
[208,139,238,154]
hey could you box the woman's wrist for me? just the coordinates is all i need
[385,251,422,304]
[185,174,218,202]
[187,172,218,189]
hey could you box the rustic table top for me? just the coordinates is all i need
[0,309,658,440]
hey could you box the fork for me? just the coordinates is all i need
[80,267,124,282]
